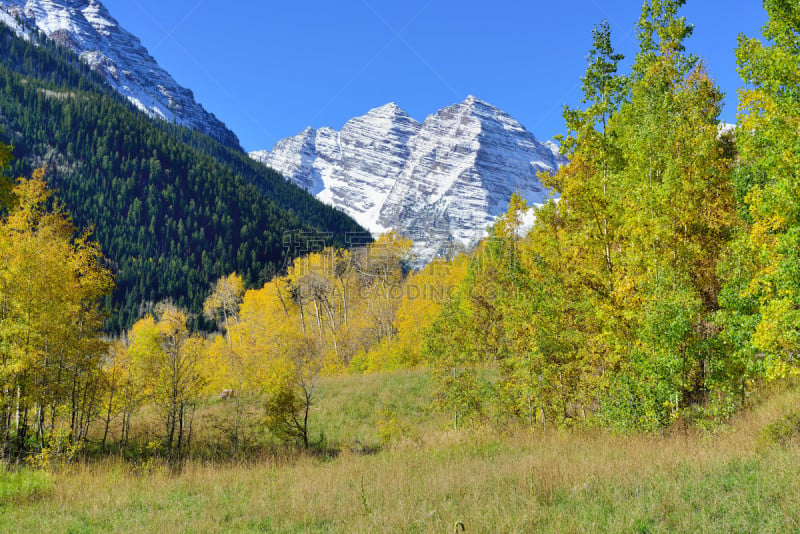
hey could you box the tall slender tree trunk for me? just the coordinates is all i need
[223,309,231,348]
[37,404,45,450]
[14,385,20,434]
[453,367,458,431]
[1,397,11,462]
[298,300,308,335]
[80,380,99,444]
[166,403,176,453]
[177,401,185,457]
[18,406,29,459]
[186,404,196,456]
[101,388,115,452]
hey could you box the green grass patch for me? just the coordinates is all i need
[2,374,800,532]
[309,370,443,448]
[0,469,53,502]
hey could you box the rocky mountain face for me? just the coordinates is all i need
[251,96,567,264]
[0,0,240,148]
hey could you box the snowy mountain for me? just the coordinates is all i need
[251,96,567,264]
[0,0,239,148]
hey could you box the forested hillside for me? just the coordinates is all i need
[0,23,366,331]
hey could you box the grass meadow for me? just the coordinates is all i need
[1,371,800,533]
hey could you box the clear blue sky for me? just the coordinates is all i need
[102,1,768,153]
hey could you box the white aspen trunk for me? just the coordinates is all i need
[14,386,20,432]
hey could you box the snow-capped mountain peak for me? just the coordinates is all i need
[251,97,567,264]
[369,101,406,116]
[0,0,240,148]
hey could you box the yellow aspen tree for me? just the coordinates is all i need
[359,255,468,372]
[230,275,323,448]
[203,272,245,346]
[0,169,112,460]
[127,304,207,458]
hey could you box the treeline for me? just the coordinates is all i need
[0,22,366,332]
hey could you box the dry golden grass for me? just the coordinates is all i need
[3,373,800,533]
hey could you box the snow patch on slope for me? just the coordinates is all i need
[0,6,30,38]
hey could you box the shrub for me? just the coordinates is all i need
[758,412,800,451]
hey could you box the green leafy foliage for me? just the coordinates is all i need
[721,0,800,383]
[425,1,742,431]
